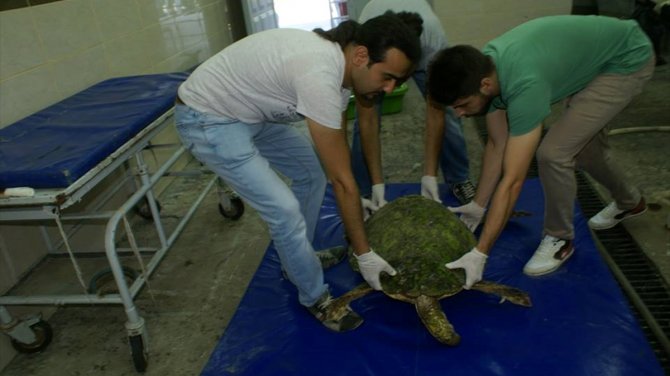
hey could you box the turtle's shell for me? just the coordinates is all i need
[351,195,476,297]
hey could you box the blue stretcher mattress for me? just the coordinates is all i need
[0,72,189,189]
[201,180,664,376]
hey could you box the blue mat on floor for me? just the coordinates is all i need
[201,180,663,376]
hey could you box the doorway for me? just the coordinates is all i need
[273,0,336,30]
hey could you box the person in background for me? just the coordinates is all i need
[351,0,475,215]
[426,15,654,287]
[174,13,421,331]
[631,0,668,65]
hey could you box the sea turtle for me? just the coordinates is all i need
[331,195,532,345]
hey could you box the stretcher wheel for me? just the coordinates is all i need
[218,197,244,220]
[135,198,162,220]
[88,266,138,295]
[129,334,148,372]
[11,320,53,354]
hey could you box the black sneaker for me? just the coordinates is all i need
[315,246,347,269]
[307,291,363,332]
[452,180,476,204]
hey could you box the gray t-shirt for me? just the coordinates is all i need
[358,0,448,71]
[178,28,350,129]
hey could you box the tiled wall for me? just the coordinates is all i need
[0,0,235,128]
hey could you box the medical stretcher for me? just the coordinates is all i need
[0,72,243,372]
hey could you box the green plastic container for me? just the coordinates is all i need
[346,83,408,120]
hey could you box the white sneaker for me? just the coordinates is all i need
[523,235,574,276]
[588,198,647,230]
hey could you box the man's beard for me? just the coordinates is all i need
[362,91,383,101]
[471,94,494,117]
[354,90,383,104]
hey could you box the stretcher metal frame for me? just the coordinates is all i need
[0,77,241,372]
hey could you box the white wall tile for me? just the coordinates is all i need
[174,12,208,49]
[136,0,173,24]
[202,2,226,36]
[0,8,46,80]
[50,45,108,98]
[140,23,172,64]
[91,0,143,40]
[158,18,184,59]
[103,32,153,77]
[0,65,60,127]
[208,29,231,56]
[178,0,200,14]
[154,52,190,73]
[30,0,103,61]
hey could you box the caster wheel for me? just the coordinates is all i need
[135,198,162,220]
[218,197,244,220]
[129,334,148,372]
[88,266,138,295]
[11,320,53,354]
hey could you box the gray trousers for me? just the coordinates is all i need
[536,55,655,239]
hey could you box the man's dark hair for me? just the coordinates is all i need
[314,12,422,67]
[427,45,495,105]
[313,20,360,49]
[393,11,424,37]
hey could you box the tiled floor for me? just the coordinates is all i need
[1,64,668,376]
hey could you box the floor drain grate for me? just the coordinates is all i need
[576,171,670,371]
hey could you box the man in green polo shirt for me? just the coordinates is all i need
[425,15,654,287]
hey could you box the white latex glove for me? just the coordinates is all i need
[445,247,488,289]
[371,183,387,209]
[420,176,442,203]
[448,200,485,232]
[355,249,397,290]
[361,197,379,221]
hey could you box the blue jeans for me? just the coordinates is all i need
[351,70,470,196]
[175,104,328,306]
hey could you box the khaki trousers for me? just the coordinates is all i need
[536,55,655,239]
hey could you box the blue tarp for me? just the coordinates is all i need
[0,72,189,189]
[201,181,663,376]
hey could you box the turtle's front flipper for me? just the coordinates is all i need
[327,283,374,322]
[470,280,532,307]
[415,295,460,346]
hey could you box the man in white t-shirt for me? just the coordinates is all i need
[352,0,475,214]
[175,13,421,332]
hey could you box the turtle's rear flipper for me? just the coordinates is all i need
[471,280,532,307]
[335,283,375,304]
[416,295,460,346]
[326,283,375,322]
